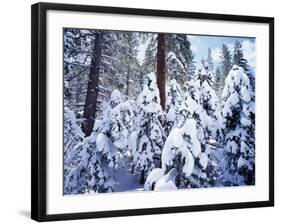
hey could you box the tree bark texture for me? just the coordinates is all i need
[82,32,103,137]
[157,33,166,110]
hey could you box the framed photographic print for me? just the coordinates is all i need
[31,2,274,222]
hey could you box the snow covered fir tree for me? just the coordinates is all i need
[132,73,166,184]
[221,65,255,186]
[63,27,256,194]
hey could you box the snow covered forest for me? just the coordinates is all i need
[63,28,256,194]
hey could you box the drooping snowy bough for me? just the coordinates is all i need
[145,118,208,190]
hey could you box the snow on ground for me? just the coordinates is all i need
[113,157,144,192]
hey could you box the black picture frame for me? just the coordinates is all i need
[31,2,274,222]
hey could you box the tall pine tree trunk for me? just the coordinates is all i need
[126,65,130,97]
[157,33,166,110]
[126,46,132,98]
[82,32,103,137]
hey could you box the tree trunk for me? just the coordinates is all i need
[126,45,132,98]
[126,65,130,97]
[81,32,103,137]
[156,33,166,110]
[140,169,145,185]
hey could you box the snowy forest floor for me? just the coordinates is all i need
[113,157,144,192]
[112,143,224,193]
